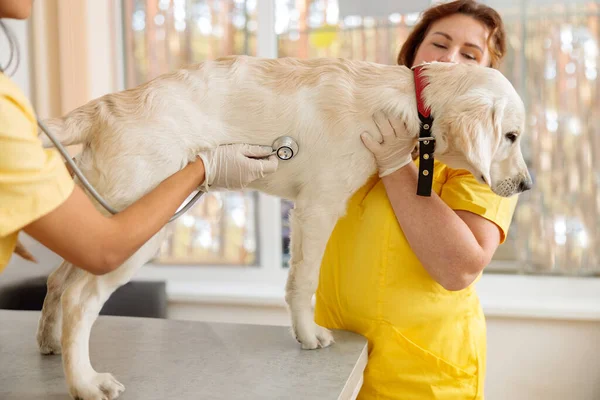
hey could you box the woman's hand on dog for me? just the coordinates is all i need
[361,112,417,177]
[198,144,279,191]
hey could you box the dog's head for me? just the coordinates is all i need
[419,62,532,197]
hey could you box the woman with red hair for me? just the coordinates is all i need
[315,1,516,398]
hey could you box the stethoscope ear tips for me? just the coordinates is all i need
[272,136,298,161]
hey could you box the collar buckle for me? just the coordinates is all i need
[416,114,435,197]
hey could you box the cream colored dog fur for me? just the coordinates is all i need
[35,56,531,400]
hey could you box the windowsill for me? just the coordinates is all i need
[138,267,600,322]
[166,281,287,307]
[476,273,600,321]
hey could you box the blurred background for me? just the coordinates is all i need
[1,1,599,399]
[124,0,600,278]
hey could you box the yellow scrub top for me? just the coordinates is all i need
[0,73,74,272]
[314,161,518,400]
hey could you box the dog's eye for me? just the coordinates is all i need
[505,132,518,143]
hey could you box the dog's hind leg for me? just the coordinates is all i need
[37,261,82,355]
[60,232,163,400]
[285,199,347,350]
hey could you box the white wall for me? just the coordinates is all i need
[486,317,600,400]
[86,0,124,98]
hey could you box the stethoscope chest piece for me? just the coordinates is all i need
[272,136,299,161]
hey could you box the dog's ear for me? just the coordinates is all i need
[437,90,494,147]
[434,91,496,184]
[492,96,508,140]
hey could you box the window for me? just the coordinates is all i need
[274,0,600,277]
[124,0,258,86]
[122,0,600,277]
[490,0,599,276]
[156,192,260,265]
[122,0,261,266]
[275,0,424,62]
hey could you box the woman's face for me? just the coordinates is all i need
[413,13,491,67]
[0,0,33,19]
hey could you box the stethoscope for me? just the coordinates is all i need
[37,118,299,222]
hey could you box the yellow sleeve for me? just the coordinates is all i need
[440,168,518,243]
[0,82,75,238]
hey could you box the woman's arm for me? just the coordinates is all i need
[381,163,501,290]
[24,159,206,275]
[23,144,278,275]
[362,115,502,291]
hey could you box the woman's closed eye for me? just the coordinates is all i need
[462,53,477,61]
[433,43,448,49]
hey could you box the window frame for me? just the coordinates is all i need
[125,0,288,286]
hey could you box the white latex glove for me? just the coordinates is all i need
[361,112,417,177]
[197,144,279,191]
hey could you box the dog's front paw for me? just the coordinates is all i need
[293,321,334,350]
[69,372,125,400]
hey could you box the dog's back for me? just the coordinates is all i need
[41,56,416,204]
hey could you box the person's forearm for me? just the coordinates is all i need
[25,159,205,275]
[381,163,489,290]
[25,143,277,275]
[103,160,205,269]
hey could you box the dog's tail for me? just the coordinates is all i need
[38,101,101,149]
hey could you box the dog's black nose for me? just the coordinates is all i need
[518,179,532,192]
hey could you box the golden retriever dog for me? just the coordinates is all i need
[34,56,531,400]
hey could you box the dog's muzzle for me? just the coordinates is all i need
[493,174,533,197]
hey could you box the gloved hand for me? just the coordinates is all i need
[197,143,279,191]
[361,112,417,177]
